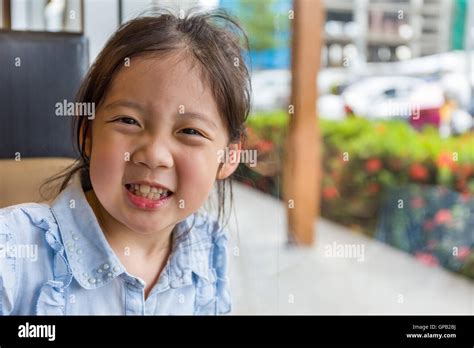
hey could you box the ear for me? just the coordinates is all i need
[216,142,241,180]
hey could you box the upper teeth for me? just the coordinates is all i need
[130,184,169,199]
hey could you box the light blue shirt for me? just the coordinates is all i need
[0,179,231,315]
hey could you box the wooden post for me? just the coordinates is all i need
[282,0,323,245]
[2,0,11,29]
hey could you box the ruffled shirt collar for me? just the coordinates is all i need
[49,178,217,292]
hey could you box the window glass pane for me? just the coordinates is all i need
[10,0,82,32]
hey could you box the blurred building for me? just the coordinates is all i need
[219,0,469,70]
[1,0,470,69]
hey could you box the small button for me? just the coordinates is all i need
[72,234,79,241]
[76,249,83,255]
[107,272,113,277]
[113,266,120,272]
[68,246,74,252]
[97,269,103,273]
[103,264,110,270]
[88,277,96,284]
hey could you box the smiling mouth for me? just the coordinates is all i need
[124,183,173,201]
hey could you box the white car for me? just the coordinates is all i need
[342,76,441,119]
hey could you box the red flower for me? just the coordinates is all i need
[410,196,425,209]
[409,163,429,181]
[455,246,471,260]
[255,140,274,153]
[365,158,382,173]
[436,151,454,170]
[415,252,439,267]
[434,209,452,225]
[322,186,339,200]
[367,182,380,195]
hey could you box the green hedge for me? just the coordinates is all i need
[243,110,474,197]
[241,110,474,232]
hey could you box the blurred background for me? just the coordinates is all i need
[0,0,473,314]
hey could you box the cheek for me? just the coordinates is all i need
[89,138,127,194]
[176,148,219,203]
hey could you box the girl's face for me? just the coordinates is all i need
[86,52,236,235]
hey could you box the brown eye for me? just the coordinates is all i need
[180,128,204,137]
[117,117,140,126]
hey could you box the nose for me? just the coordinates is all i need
[131,136,174,169]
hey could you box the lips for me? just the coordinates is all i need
[124,186,173,212]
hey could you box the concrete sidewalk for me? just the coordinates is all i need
[226,182,474,314]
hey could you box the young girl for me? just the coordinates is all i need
[0,8,250,315]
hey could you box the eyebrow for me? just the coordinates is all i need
[104,99,218,129]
